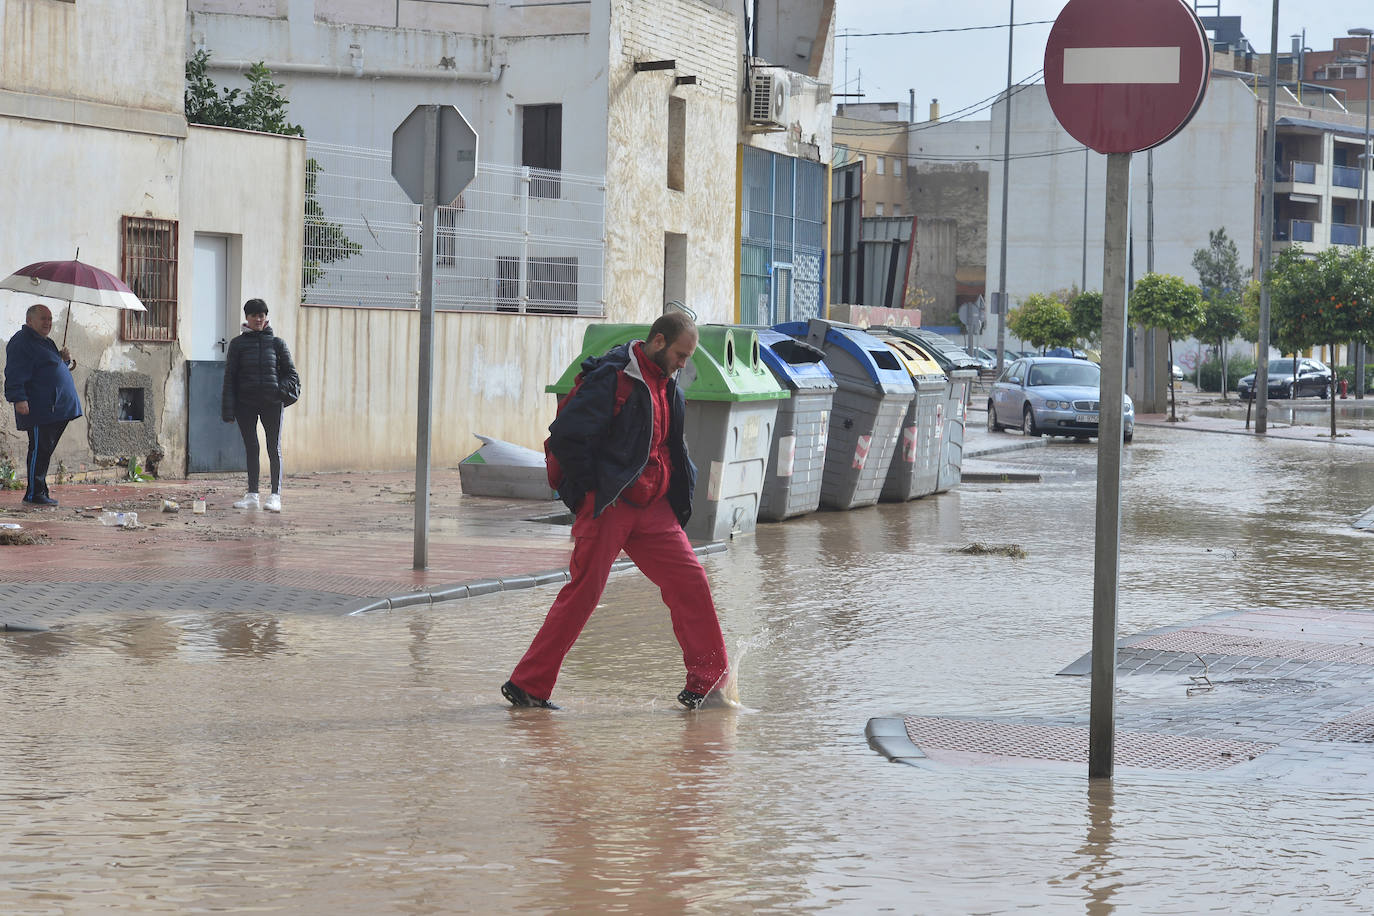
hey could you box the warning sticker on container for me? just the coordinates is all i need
[776,435,796,477]
[935,404,944,440]
[706,460,723,501]
[902,425,917,462]
[853,434,871,470]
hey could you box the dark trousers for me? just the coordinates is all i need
[235,404,284,495]
[24,420,69,500]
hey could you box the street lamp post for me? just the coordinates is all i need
[1352,27,1372,399]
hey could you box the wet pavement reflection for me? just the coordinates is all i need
[3,425,1374,912]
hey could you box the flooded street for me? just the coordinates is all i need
[4,424,1374,913]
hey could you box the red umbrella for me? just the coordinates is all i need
[1,257,145,345]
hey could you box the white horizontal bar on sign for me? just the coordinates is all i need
[1063,46,1181,85]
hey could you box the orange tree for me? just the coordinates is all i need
[1007,293,1074,352]
[1269,246,1374,436]
[1129,272,1204,421]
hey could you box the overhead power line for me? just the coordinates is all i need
[837,20,1056,39]
[835,72,1044,135]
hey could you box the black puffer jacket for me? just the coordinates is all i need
[548,341,695,525]
[221,325,297,419]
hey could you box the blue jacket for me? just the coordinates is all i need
[548,341,695,525]
[4,324,82,431]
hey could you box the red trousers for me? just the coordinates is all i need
[510,495,728,701]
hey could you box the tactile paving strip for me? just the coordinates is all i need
[903,716,1275,771]
[1303,706,1374,744]
[1130,629,1374,666]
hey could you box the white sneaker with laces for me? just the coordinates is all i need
[233,492,260,510]
[264,493,282,513]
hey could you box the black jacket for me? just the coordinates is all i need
[222,325,298,420]
[548,341,695,525]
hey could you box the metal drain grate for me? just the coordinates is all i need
[903,716,1274,771]
[1132,629,1374,666]
[1227,678,1326,697]
[1304,707,1374,744]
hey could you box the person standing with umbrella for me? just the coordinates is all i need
[221,298,299,513]
[4,304,82,506]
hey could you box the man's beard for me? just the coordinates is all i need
[651,347,673,375]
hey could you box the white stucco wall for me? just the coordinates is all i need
[985,78,1260,308]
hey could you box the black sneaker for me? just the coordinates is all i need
[678,689,706,710]
[502,680,559,709]
[22,494,58,506]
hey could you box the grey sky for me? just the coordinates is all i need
[833,1,1369,123]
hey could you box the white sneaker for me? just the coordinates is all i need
[264,493,282,513]
[233,492,260,510]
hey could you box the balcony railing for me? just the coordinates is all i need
[1278,160,1317,183]
[1331,222,1362,246]
[1333,165,1363,189]
[1275,219,1314,242]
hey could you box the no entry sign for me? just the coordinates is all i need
[1044,0,1211,154]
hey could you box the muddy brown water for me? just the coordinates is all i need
[4,426,1374,913]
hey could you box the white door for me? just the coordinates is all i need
[191,235,229,361]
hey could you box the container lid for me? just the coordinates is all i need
[756,328,838,392]
[880,336,946,381]
[773,319,915,395]
[546,323,787,401]
[879,326,983,373]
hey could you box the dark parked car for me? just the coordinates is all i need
[987,357,1135,442]
[1237,358,1332,400]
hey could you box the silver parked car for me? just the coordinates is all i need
[987,357,1135,442]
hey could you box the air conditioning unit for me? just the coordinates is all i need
[749,69,790,128]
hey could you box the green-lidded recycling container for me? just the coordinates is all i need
[875,336,946,501]
[773,318,915,510]
[754,329,837,521]
[546,323,786,542]
[879,327,977,494]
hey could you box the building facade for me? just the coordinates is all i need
[190,0,834,469]
[0,0,303,480]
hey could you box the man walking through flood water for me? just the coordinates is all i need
[502,312,729,710]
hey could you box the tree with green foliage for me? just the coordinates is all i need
[1069,289,1103,349]
[1129,272,1204,421]
[1269,246,1374,436]
[1191,228,1248,399]
[185,50,359,298]
[1007,293,1074,352]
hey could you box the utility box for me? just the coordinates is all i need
[773,318,915,510]
[755,329,837,521]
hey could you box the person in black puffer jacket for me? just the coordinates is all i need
[221,298,299,513]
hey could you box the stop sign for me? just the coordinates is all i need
[1044,0,1211,154]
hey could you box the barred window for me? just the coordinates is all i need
[120,216,178,342]
[437,206,458,268]
[495,255,579,314]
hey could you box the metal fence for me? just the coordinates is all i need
[303,141,605,315]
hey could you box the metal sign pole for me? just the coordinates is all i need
[413,105,438,570]
[1089,151,1131,779]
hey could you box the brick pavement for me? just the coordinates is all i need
[0,469,589,629]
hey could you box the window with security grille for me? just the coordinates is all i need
[437,206,458,267]
[120,216,178,342]
[495,255,579,314]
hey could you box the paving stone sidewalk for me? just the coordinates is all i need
[869,607,1374,780]
[0,469,592,629]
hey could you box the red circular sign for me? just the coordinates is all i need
[1044,0,1211,154]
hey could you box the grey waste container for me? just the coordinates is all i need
[873,336,946,501]
[678,325,787,541]
[881,327,979,494]
[773,318,915,510]
[546,323,786,542]
[755,329,838,521]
